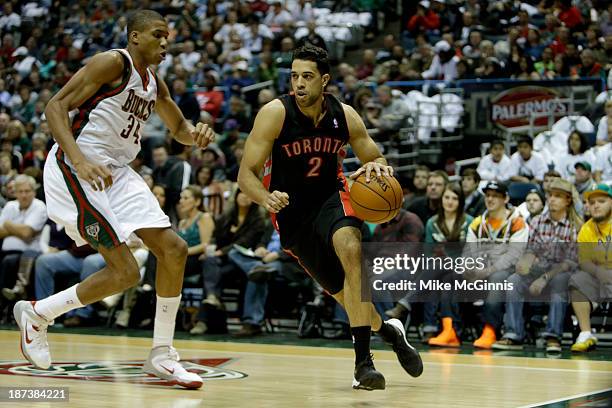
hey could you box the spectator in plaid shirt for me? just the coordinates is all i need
[493,179,583,353]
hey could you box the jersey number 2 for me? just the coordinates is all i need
[306,157,322,177]
[120,114,141,144]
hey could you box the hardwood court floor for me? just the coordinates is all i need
[0,329,610,408]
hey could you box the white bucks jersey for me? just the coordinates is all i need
[70,49,157,167]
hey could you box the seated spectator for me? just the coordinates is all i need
[256,51,278,84]
[152,144,190,223]
[219,34,253,69]
[462,168,485,217]
[571,49,603,78]
[197,69,224,120]
[213,10,247,47]
[568,184,611,352]
[463,182,529,349]
[477,139,512,183]
[523,29,545,60]
[290,0,314,22]
[356,49,376,80]
[0,151,17,190]
[518,188,546,225]
[0,175,47,294]
[407,1,440,37]
[172,78,200,125]
[219,95,251,133]
[420,183,473,347]
[296,20,327,51]
[243,15,273,55]
[494,179,582,352]
[195,166,224,216]
[509,136,548,184]
[554,130,598,180]
[191,189,265,333]
[227,223,300,336]
[274,36,295,69]
[365,85,410,137]
[594,142,612,184]
[595,99,612,146]
[404,170,448,226]
[556,0,583,30]
[177,186,215,277]
[574,162,598,199]
[222,60,256,98]
[178,40,201,73]
[404,165,430,207]
[421,40,459,81]
[264,1,293,28]
[534,47,556,79]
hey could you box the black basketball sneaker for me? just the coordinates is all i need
[380,318,424,377]
[352,354,386,390]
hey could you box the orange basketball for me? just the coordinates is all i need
[349,174,403,224]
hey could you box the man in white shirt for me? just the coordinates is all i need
[421,40,459,81]
[509,136,549,184]
[477,139,512,183]
[595,99,612,146]
[0,3,21,32]
[264,1,294,27]
[594,142,612,184]
[0,175,47,292]
[178,41,201,73]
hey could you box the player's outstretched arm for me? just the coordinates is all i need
[155,77,214,148]
[343,104,393,182]
[45,51,123,191]
[238,99,289,213]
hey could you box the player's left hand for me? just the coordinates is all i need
[192,122,215,148]
[350,161,393,183]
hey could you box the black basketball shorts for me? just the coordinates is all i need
[279,191,362,295]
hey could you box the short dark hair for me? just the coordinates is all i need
[517,135,533,147]
[544,170,561,178]
[490,139,505,149]
[462,168,481,183]
[415,165,430,174]
[127,10,165,37]
[292,45,330,75]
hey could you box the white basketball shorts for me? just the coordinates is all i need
[44,144,170,249]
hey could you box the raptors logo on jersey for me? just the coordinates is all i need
[69,48,157,168]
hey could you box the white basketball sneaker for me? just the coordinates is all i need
[13,301,53,369]
[143,346,203,389]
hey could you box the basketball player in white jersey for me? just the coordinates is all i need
[13,10,213,389]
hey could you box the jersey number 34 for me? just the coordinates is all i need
[120,114,141,144]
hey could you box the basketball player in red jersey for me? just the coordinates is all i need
[14,10,213,388]
[238,45,423,390]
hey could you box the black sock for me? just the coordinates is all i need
[351,326,371,364]
[376,321,396,342]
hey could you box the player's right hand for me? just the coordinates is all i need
[75,162,113,191]
[264,190,289,213]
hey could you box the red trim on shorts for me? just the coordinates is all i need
[337,164,355,217]
[55,148,121,248]
[283,248,330,295]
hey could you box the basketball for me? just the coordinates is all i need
[349,174,403,224]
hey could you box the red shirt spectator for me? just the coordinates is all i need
[407,7,440,34]
[557,3,583,29]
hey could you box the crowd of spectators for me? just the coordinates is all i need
[0,1,610,352]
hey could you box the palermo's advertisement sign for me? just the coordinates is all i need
[490,86,568,129]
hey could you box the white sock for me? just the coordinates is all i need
[153,295,181,349]
[34,284,84,321]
